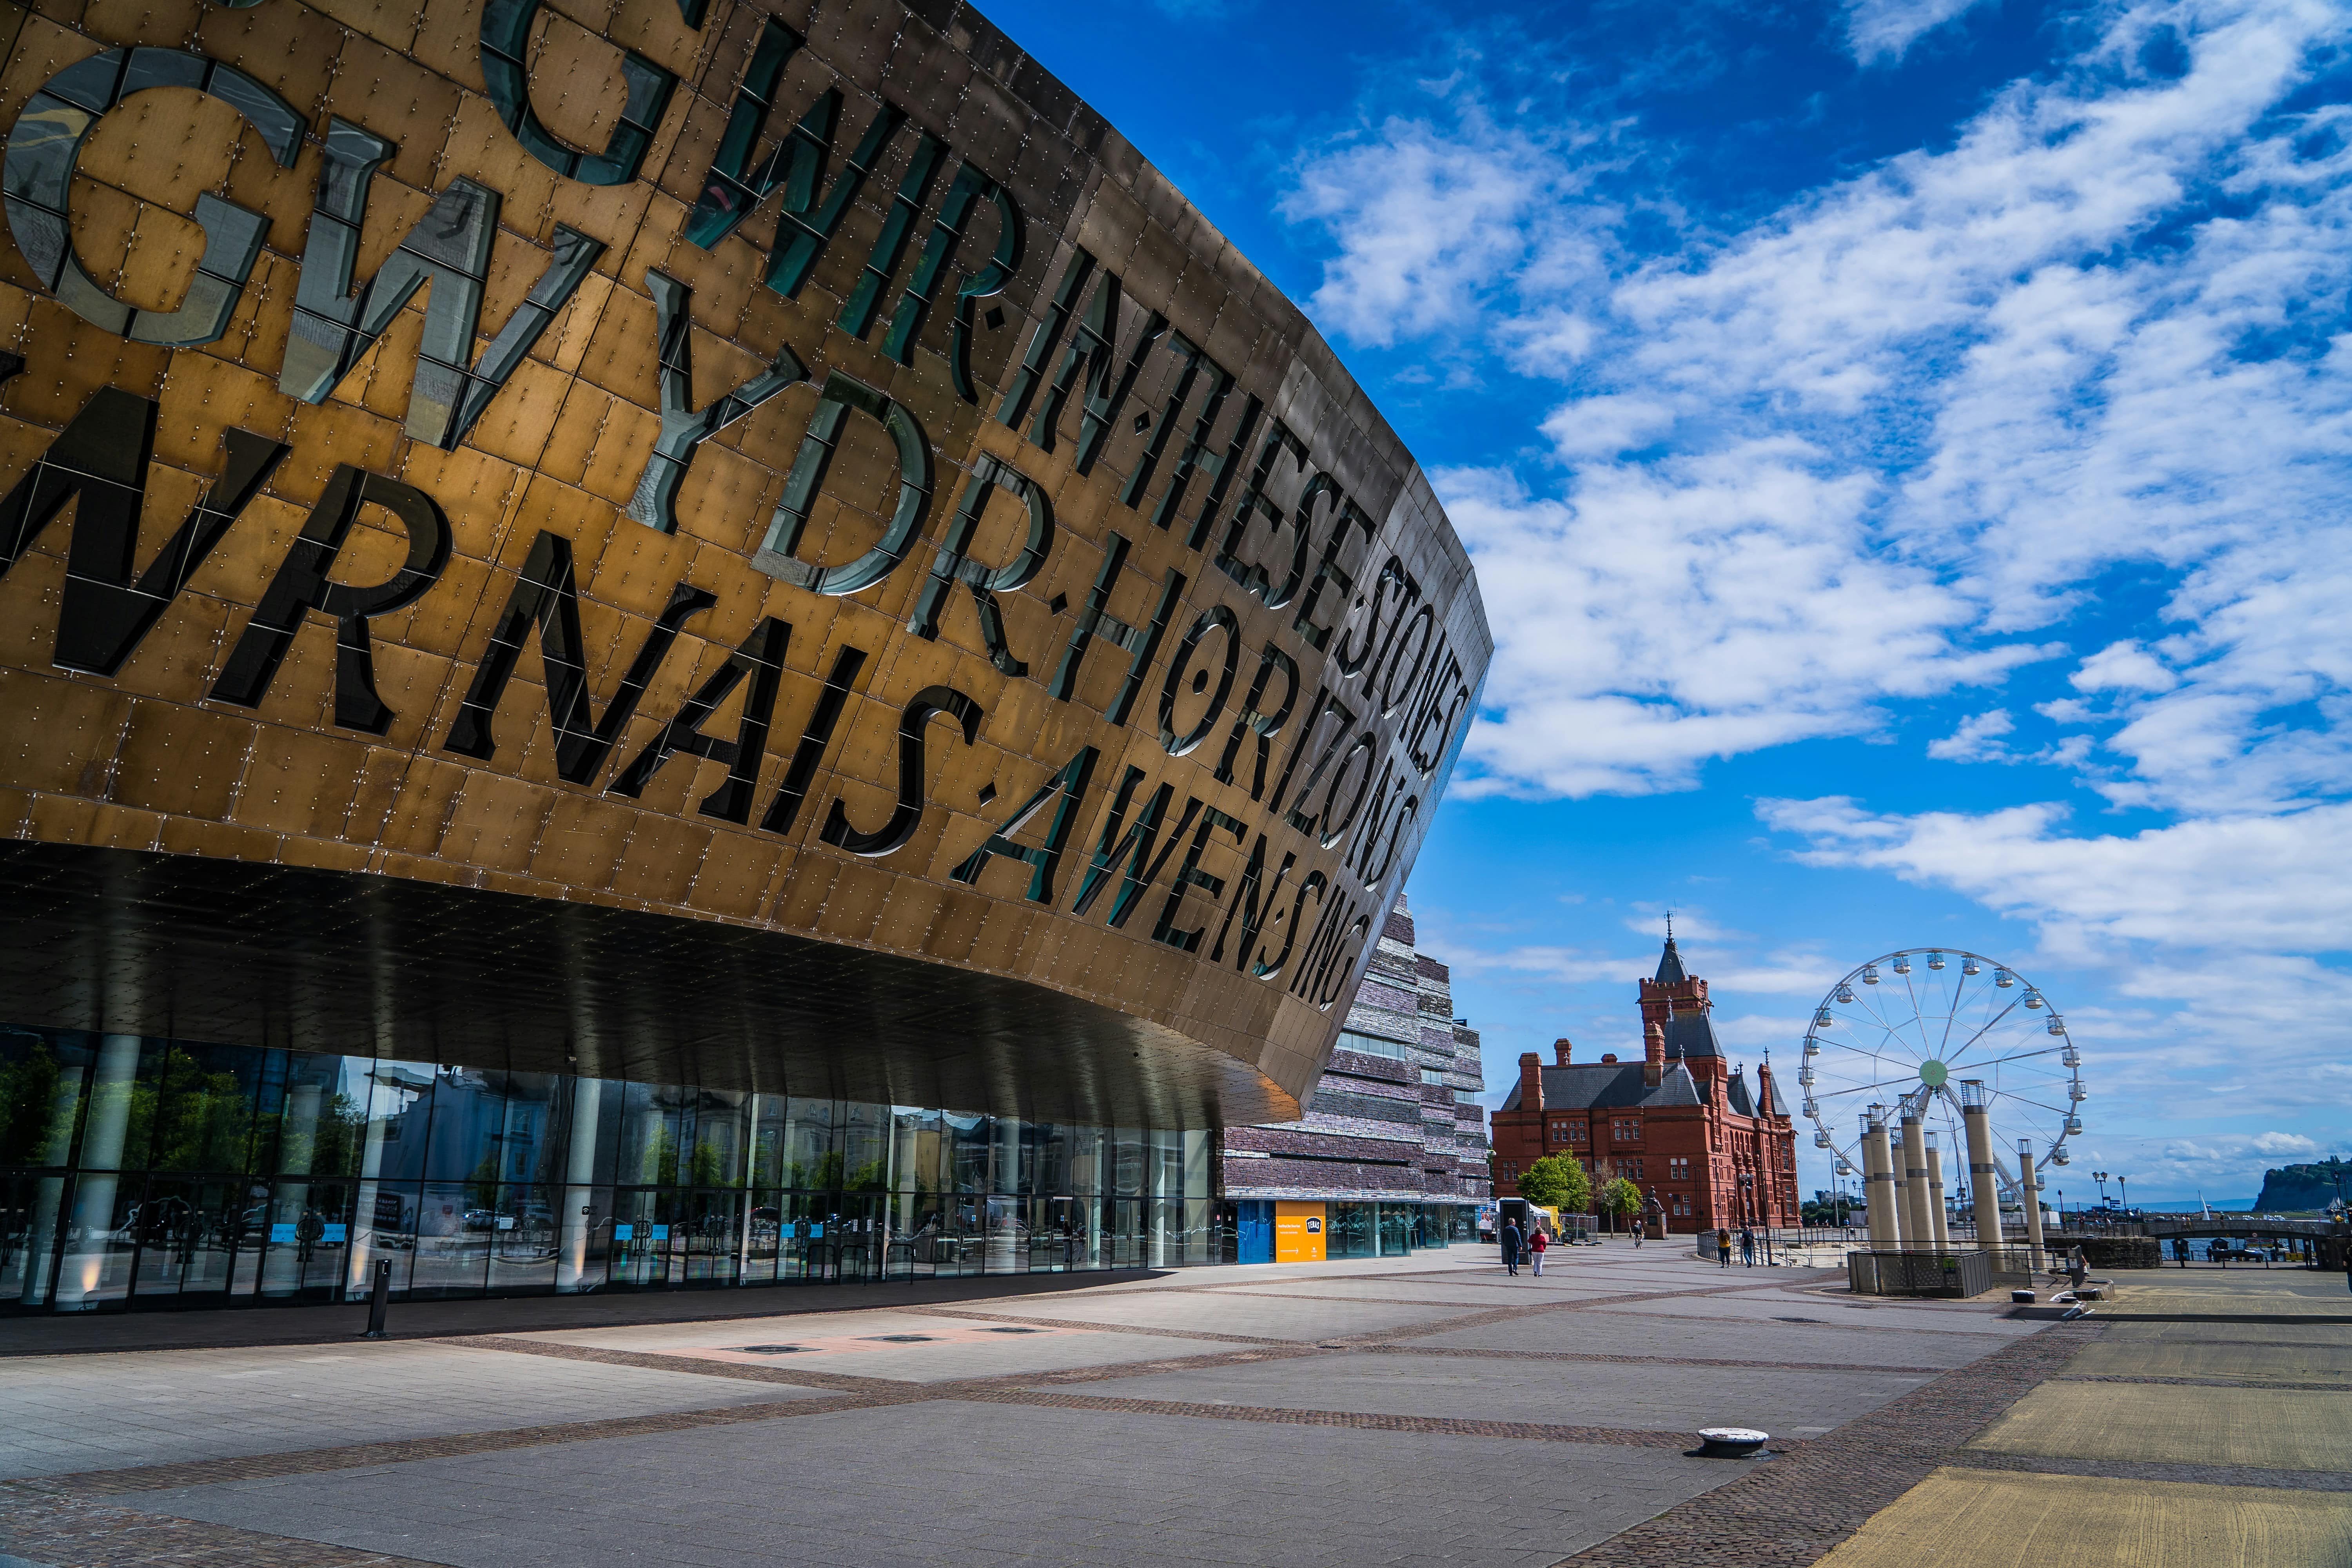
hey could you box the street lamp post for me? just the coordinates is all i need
[2093,1171,2110,1207]
[2117,1175,2128,1215]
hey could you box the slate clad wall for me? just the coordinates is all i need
[0,0,1489,1123]
[1221,896,1489,1203]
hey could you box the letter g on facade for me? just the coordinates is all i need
[4,49,302,345]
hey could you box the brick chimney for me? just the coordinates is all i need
[1553,1037,1573,1066]
[1518,1051,1544,1112]
[1644,1020,1666,1087]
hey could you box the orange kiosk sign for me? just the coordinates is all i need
[1274,1202,1327,1263]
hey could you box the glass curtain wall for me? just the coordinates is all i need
[0,1026,1214,1314]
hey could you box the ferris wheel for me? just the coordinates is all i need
[1795,949,2084,1203]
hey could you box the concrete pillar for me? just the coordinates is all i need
[347,1067,396,1296]
[1863,1116,1898,1249]
[16,1056,90,1305]
[2019,1143,2046,1275]
[58,1034,143,1310]
[557,1078,605,1292]
[1962,1093,2002,1253]
[1900,1115,1932,1252]
[1926,1138,1951,1250]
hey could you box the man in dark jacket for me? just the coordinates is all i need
[1501,1219,1523,1276]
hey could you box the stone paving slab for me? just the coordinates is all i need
[0,1272,1185,1359]
[0,1341,817,1481]
[1022,1350,1932,1437]
[1396,1311,2007,1369]
[109,1401,1744,1568]
[2107,1288,2352,1319]
[1201,1280,1630,1306]
[1610,1293,2041,1334]
[505,1308,1239,1382]
[1812,1468,2352,1567]
[947,1292,1483,1342]
[1967,1383,2352,1472]
[1551,1322,2102,1567]
[2101,1319,2352,1347]
[2059,1337,2352,1385]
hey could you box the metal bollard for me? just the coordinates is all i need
[362,1257,392,1339]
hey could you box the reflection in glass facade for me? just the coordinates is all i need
[0,1024,1470,1313]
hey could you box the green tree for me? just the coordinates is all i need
[1516,1154,1591,1215]
[1598,1177,1641,1230]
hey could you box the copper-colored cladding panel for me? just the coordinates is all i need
[0,0,1489,1129]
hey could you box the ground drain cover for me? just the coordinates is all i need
[738,1345,813,1354]
[983,1326,1045,1334]
[1772,1316,1823,1324]
[864,1334,936,1343]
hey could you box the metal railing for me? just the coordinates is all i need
[1848,1249,1993,1298]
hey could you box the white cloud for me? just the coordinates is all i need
[1844,0,1993,65]
[1279,111,1599,349]
[1437,457,2047,796]
[1539,395,1671,459]
[2071,641,2178,694]
[2251,1131,2320,1154]
[1927,709,2015,761]
[1758,794,2352,1127]
[1286,0,2352,810]
[1759,794,2352,958]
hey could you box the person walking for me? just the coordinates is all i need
[1739,1225,1756,1267]
[2067,1246,2089,1296]
[1632,1216,1645,1248]
[1501,1218,1523,1277]
[1716,1227,1732,1267]
[1529,1224,1549,1276]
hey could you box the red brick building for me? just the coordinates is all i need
[1489,935,1798,1232]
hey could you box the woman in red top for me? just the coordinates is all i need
[1528,1225,1550,1276]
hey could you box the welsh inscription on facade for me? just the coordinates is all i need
[0,0,1490,1105]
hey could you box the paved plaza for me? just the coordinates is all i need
[3,1245,2347,1567]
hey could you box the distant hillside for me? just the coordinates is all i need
[2252,1157,2348,1212]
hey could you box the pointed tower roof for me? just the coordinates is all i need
[1655,929,1688,985]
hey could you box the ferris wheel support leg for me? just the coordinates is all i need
[1901,1116,1934,1254]
[1864,1117,1900,1251]
[1960,1090,2006,1265]
[1927,1145,1951,1252]
[2020,1150,2047,1278]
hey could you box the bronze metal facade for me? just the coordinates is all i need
[0,0,1489,1132]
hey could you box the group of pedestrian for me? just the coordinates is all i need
[1503,1218,1777,1274]
[1497,1218,1551,1276]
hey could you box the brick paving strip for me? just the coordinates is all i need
[2054,1371,2350,1391]
[1547,1322,2109,1568]
[0,1488,445,1568]
[1941,1452,2352,1493]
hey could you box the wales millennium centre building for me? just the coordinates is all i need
[0,0,1488,1311]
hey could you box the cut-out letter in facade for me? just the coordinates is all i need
[4,49,301,345]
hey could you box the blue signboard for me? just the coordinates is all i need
[613,1223,634,1241]
[321,1224,346,1243]
[650,1224,670,1241]
[269,1222,297,1244]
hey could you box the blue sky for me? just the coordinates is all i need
[981,0,2352,1203]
